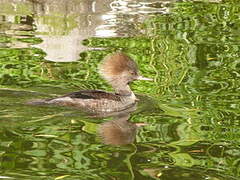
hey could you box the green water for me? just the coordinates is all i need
[0,0,240,179]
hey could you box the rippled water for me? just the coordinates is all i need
[0,0,240,179]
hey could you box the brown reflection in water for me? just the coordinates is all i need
[99,113,137,146]
[99,111,146,146]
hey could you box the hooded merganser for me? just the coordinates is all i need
[28,52,152,113]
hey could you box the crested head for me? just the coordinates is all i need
[99,52,139,83]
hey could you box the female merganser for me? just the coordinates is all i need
[29,52,152,113]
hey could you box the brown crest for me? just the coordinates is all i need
[99,52,138,81]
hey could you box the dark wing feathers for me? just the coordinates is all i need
[62,90,121,101]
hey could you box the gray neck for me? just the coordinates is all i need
[112,83,133,96]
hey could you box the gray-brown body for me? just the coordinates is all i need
[28,52,151,114]
[36,90,137,113]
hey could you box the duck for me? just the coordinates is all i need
[28,52,152,113]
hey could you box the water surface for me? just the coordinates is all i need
[0,0,240,179]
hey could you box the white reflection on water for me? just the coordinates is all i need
[34,0,171,62]
[95,0,171,37]
[0,0,171,62]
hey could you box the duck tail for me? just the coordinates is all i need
[26,99,49,105]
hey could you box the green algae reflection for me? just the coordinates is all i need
[0,0,240,179]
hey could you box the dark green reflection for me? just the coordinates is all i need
[0,0,240,180]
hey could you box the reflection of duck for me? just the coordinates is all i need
[99,113,137,146]
[28,52,152,113]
